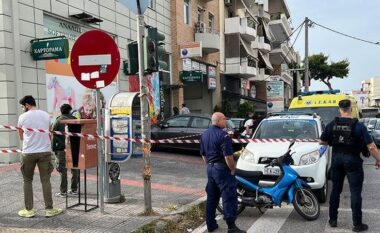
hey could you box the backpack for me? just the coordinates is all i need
[331,118,358,146]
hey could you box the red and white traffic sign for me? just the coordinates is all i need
[70,30,120,89]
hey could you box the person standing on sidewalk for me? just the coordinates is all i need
[52,104,79,197]
[320,99,380,232]
[179,103,190,115]
[17,95,63,218]
[200,112,246,233]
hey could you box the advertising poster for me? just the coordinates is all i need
[44,15,118,118]
[128,73,161,124]
[266,81,284,114]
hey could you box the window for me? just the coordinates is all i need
[197,7,204,23]
[167,116,191,127]
[254,119,318,139]
[149,0,156,10]
[208,13,214,32]
[190,117,210,129]
[184,0,190,25]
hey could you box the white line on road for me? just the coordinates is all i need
[191,215,223,233]
[247,206,293,233]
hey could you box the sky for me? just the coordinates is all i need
[286,0,380,92]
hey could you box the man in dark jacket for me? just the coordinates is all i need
[52,104,78,197]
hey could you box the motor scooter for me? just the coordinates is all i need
[218,141,320,221]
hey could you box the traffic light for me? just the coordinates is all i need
[126,41,138,75]
[144,27,168,72]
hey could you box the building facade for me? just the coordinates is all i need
[0,0,171,163]
[362,76,380,107]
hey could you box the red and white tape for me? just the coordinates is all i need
[0,124,319,154]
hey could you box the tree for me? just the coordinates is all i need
[307,53,350,90]
[236,102,255,118]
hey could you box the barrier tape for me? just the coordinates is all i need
[0,124,320,154]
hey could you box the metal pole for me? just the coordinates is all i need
[304,17,309,91]
[96,89,104,213]
[137,0,152,214]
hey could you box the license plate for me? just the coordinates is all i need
[263,167,281,176]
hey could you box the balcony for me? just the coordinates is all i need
[269,43,296,65]
[269,13,292,42]
[281,69,293,85]
[252,36,271,53]
[195,23,220,54]
[253,68,270,81]
[225,17,257,41]
[225,57,257,78]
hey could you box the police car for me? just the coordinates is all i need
[236,112,331,203]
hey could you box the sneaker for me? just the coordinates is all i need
[329,220,337,227]
[54,192,67,198]
[45,208,63,217]
[208,224,218,232]
[352,224,368,232]
[18,209,36,218]
[68,190,78,195]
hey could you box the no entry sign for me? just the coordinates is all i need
[70,30,120,89]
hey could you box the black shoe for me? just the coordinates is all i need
[352,224,368,232]
[227,226,246,233]
[208,224,218,232]
[329,220,337,227]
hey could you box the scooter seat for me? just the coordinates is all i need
[236,169,263,178]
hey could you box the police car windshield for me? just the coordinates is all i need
[290,107,339,125]
[254,119,318,139]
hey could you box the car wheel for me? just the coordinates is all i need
[314,180,328,203]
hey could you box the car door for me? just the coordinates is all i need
[152,115,191,149]
[186,116,211,149]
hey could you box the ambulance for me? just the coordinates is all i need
[289,90,360,124]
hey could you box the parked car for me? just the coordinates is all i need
[236,112,331,203]
[151,114,241,151]
[230,118,245,133]
[367,118,377,133]
[370,119,380,146]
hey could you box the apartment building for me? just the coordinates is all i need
[170,0,221,114]
[0,0,171,163]
[362,76,380,107]
[221,0,298,115]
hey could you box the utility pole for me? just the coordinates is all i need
[136,0,152,214]
[304,17,310,91]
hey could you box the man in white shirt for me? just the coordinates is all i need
[242,113,254,137]
[180,103,190,115]
[17,95,63,218]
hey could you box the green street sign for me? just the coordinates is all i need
[30,37,69,60]
[180,71,203,83]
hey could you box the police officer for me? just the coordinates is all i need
[320,99,380,232]
[200,112,246,233]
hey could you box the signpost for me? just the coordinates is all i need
[70,30,120,213]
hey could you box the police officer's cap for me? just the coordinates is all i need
[338,99,351,109]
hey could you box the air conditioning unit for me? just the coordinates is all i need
[225,0,232,6]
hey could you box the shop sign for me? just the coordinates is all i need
[200,63,207,74]
[208,66,216,89]
[30,37,69,60]
[183,58,192,71]
[180,71,203,83]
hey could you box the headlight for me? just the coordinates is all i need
[299,150,319,165]
[240,149,255,163]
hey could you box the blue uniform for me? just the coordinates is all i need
[200,125,237,231]
[321,118,372,227]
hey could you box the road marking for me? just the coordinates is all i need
[247,206,293,233]
[191,215,223,233]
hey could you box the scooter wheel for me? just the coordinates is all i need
[217,196,245,215]
[293,188,320,221]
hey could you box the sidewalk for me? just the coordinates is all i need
[0,162,206,233]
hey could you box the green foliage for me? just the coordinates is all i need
[236,102,255,118]
[306,53,350,90]
[221,101,232,117]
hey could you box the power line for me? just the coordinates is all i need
[310,20,380,46]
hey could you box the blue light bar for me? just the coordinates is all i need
[299,89,340,96]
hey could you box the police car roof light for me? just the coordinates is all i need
[300,89,341,96]
[268,110,315,117]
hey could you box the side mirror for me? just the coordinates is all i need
[159,123,169,128]
[368,126,374,131]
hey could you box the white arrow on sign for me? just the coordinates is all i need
[117,0,151,15]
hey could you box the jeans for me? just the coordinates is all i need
[21,152,54,210]
[54,151,79,193]
[206,163,237,230]
[329,153,364,226]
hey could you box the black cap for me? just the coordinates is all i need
[338,99,351,109]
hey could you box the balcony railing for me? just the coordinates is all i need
[195,22,220,54]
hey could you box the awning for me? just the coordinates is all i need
[259,51,273,70]
[239,37,258,59]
